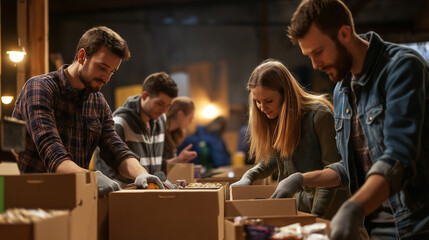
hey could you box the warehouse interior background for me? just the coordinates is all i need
[1,0,429,154]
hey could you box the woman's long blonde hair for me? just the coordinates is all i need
[165,96,195,152]
[247,59,333,162]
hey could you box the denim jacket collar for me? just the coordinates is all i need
[338,31,386,91]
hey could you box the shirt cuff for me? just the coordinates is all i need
[326,162,349,189]
[366,160,403,196]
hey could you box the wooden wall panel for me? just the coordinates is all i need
[28,0,48,77]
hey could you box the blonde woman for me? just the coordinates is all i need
[163,97,197,165]
[231,59,349,219]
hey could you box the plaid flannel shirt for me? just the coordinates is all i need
[12,65,138,173]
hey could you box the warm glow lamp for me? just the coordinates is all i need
[6,50,26,63]
[202,104,218,119]
[1,96,14,104]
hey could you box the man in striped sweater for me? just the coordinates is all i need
[96,72,178,187]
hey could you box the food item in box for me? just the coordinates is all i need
[234,216,263,226]
[244,224,276,240]
[185,182,223,189]
[0,208,66,224]
[147,183,160,189]
[302,223,328,239]
[163,180,178,189]
[305,233,328,240]
[271,231,302,240]
[271,223,302,240]
[176,179,186,188]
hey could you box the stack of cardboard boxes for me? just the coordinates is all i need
[1,162,328,240]
[0,169,97,240]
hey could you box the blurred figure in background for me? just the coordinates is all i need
[162,97,198,171]
[231,59,350,220]
[95,72,177,186]
[236,123,253,165]
[178,116,231,171]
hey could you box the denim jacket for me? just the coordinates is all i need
[328,32,429,238]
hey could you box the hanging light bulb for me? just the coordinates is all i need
[7,50,26,63]
[1,96,14,104]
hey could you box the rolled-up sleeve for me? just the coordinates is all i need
[366,54,427,196]
[326,161,349,189]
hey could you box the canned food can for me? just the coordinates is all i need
[176,179,186,188]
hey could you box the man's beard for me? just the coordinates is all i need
[322,40,353,83]
[78,63,101,93]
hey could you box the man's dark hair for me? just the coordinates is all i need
[73,26,130,61]
[288,0,355,44]
[142,72,178,98]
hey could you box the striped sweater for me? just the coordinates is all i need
[95,95,166,183]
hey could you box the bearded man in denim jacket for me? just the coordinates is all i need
[271,0,429,239]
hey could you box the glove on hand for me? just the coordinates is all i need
[330,200,365,240]
[96,170,120,197]
[134,173,164,189]
[230,172,253,187]
[271,172,303,198]
[153,171,167,182]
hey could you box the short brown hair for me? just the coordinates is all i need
[288,0,355,44]
[142,72,178,98]
[73,26,130,61]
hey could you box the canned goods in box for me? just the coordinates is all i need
[176,179,186,188]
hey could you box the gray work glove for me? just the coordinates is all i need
[330,200,365,240]
[134,173,164,189]
[230,172,253,187]
[271,172,303,198]
[96,170,120,197]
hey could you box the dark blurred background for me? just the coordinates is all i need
[1,0,429,153]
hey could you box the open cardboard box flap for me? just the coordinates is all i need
[230,185,277,200]
[225,198,297,218]
[167,163,194,183]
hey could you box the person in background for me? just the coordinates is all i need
[162,96,197,171]
[231,59,350,220]
[12,26,164,197]
[178,116,231,170]
[96,72,181,186]
[275,0,429,239]
[237,124,253,165]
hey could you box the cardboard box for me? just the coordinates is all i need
[224,197,330,240]
[109,187,225,240]
[209,166,269,185]
[97,196,109,240]
[0,210,69,240]
[0,161,20,175]
[224,212,321,240]
[197,177,240,200]
[198,176,242,185]
[225,198,297,218]
[167,163,194,183]
[230,185,277,200]
[1,172,97,240]
[211,165,254,178]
